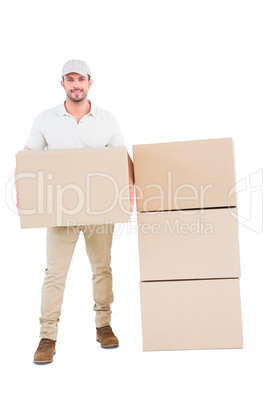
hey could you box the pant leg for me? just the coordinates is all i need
[83,224,115,328]
[40,226,80,340]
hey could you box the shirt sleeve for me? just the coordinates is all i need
[106,115,126,147]
[25,113,48,150]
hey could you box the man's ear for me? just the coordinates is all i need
[89,79,93,88]
[61,80,64,88]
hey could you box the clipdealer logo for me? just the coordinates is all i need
[6,169,263,234]
[6,169,214,217]
[228,170,263,233]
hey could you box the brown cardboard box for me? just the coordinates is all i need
[16,147,130,228]
[137,207,240,281]
[133,137,237,212]
[140,278,243,351]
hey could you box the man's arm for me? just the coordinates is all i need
[127,153,135,213]
[127,153,134,185]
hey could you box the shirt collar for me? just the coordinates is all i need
[89,102,96,117]
[56,100,96,117]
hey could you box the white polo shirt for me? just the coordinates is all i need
[25,101,126,150]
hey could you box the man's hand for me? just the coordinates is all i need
[127,152,135,214]
[129,183,135,213]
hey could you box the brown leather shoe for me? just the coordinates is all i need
[96,326,119,348]
[34,338,56,365]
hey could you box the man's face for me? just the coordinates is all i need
[61,73,92,103]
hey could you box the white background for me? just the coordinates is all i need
[1,1,267,401]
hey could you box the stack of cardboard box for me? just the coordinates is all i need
[133,138,243,351]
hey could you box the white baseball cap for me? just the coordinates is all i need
[62,59,91,77]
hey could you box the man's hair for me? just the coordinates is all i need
[62,74,91,81]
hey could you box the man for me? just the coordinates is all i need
[22,59,134,364]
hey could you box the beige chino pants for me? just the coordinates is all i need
[40,224,114,341]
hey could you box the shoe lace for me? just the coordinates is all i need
[38,338,55,350]
[98,326,113,335]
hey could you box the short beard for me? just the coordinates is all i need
[67,91,87,103]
